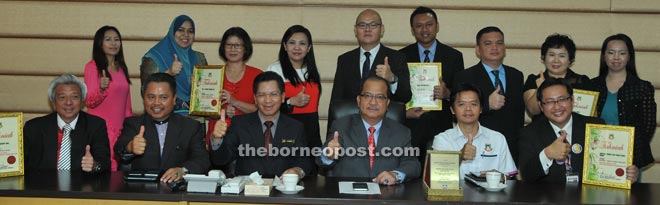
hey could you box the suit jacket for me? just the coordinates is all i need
[23,112,110,172]
[518,113,604,183]
[330,45,412,104]
[399,40,465,161]
[319,114,420,180]
[211,112,312,178]
[115,113,209,174]
[453,62,524,163]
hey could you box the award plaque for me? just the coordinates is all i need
[407,63,442,110]
[190,65,225,117]
[423,150,462,201]
[572,89,599,117]
[0,112,23,177]
[582,124,634,189]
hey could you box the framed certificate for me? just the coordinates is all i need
[0,112,23,177]
[407,63,442,110]
[190,65,225,117]
[582,124,634,189]
[572,89,599,117]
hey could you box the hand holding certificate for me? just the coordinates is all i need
[190,65,225,117]
[582,124,635,189]
[407,63,442,110]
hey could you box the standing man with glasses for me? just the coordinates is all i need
[399,6,465,163]
[320,76,420,185]
[454,26,524,164]
[210,71,311,179]
[518,79,638,183]
[329,9,412,129]
[24,74,110,173]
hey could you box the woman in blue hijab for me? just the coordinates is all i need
[140,15,207,115]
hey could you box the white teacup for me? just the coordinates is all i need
[485,171,502,188]
[282,174,299,191]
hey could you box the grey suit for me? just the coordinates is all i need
[319,114,420,181]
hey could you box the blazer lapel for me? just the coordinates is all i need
[161,115,181,167]
[141,115,162,168]
[570,114,586,172]
[45,113,60,169]
[350,115,370,172]
[69,113,86,169]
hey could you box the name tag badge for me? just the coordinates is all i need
[566,174,579,184]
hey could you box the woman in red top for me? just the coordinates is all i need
[206,27,262,144]
[267,25,322,174]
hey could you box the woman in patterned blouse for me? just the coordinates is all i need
[592,34,657,172]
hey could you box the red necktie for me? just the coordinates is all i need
[368,126,376,170]
[264,121,274,159]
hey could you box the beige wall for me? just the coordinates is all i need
[1,0,659,181]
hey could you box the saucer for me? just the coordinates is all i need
[479,182,507,192]
[275,185,304,194]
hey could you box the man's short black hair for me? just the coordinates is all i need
[450,83,483,107]
[253,71,285,94]
[409,6,438,27]
[536,78,573,102]
[142,73,176,96]
[476,26,504,45]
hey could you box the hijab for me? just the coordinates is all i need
[143,15,198,101]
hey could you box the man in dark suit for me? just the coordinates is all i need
[399,6,465,163]
[115,73,209,183]
[518,79,638,183]
[320,76,420,185]
[329,9,412,130]
[454,26,524,164]
[210,71,311,179]
[24,74,110,173]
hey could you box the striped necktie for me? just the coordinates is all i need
[58,124,72,170]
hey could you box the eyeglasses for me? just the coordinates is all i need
[359,93,388,102]
[255,92,281,99]
[541,96,572,106]
[355,22,382,30]
[225,43,244,50]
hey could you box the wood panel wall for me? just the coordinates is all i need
[1,0,659,181]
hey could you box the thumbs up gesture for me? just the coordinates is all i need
[326,131,342,160]
[375,56,395,83]
[212,110,228,142]
[100,71,110,91]
[291,87,310,107]
[488,85,506,110]
[128,125,147,155]
[81,145,95,172]
[544,131,571,160]
[460,133,477,160]
[168,54,183,76]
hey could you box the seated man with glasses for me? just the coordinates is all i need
[319,76,420,185]
[210,71,312,179]
[518,79,638,183]
[329,8,412,132]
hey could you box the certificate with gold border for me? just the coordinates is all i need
[407,63,442,110]
[0,112,23,177]
[572,89,599,117]
[190,65,225,117]
[582,124,634,189]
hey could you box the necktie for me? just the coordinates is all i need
[362,52,371,79]
[423,50,430,62]
[58,124,72,170]
[491,70,504,94]
[368,126,376,171]
[264,121,274,159]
